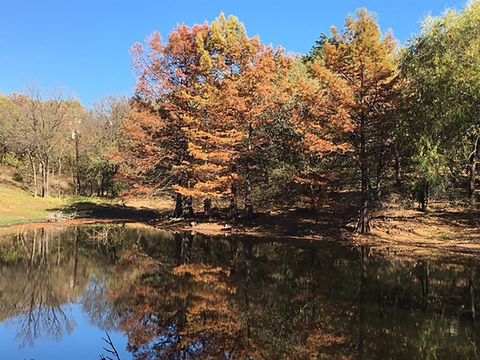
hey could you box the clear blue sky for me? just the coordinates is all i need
[0,0,467,107]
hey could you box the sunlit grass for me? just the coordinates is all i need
[0,184,111,227]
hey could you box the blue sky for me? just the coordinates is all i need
[0,0,468,107]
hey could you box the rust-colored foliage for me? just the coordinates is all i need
[175,15,296,207]
[108,248,263,359]
[122,12,379,218]
[321,9,399,233]
[122,24,210,199]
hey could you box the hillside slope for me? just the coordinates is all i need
[0,183,66,226]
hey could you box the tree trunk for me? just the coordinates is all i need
[41,159,49,198]
[50,166,54,195]
[244,173,253,220]
[244,124,254,221]
[174,193,183,218]
[100,175,105,197]
[357,170,371,234]
[75,134,81,195]
[356,118,371,234]
[469,136,479,205]
[394,142,401,187]
[28,152,38,197]
[375,172,382,203]
[419,180,429,212]
[203,198,211,218]
[45,160,49,198]
[230,183,239,221]
[184,196,194,218]
[41,163,45,197]
[470,268,476,320]
[374,145,385,202]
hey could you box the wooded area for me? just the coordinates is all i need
[2,5,480,234]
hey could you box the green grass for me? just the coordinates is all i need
[0,183,111,227]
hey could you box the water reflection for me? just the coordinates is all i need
[0,224,479,359]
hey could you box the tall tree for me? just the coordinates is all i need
[321,9,398,233]
[402,2,480,206]
[289,59,354,198]
[8,89,72,197]
[87,96,131,197]
[174,14,296,219]
[126,24,209,217]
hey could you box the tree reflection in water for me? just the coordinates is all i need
[0,227,82,347]
[0,225,479,359]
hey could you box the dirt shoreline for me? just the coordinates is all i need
[1,203,479,260]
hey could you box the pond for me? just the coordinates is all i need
[0,224,479,359]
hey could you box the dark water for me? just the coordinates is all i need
[0,224,479,359]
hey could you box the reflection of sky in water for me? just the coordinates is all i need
[0,301,130,360]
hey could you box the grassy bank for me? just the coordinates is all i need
[0,183,112,227]
[0,180,174,227]
[0,184,65,226]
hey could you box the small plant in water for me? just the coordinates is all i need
[99,332,121,360]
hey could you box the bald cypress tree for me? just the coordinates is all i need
[322,9,398,233]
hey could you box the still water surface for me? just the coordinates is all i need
[0,224,479,359]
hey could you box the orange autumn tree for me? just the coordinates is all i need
[124,13,377,222]
[322,9,398,233]
[232,46,294,220]
[124,24,210,217]
[288,59,354,205]
[169,14,254,219]
[173,14,295,220]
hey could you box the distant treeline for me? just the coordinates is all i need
[1,4,480,233]
[0,92,130,198]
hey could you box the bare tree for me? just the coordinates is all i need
[9,88,71,197]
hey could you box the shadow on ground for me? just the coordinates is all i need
[433,208,480,228]
[53,201,164,221]
[244,205,357,239]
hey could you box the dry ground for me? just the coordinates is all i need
[364,202,480,258]
[151,199,480,260]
